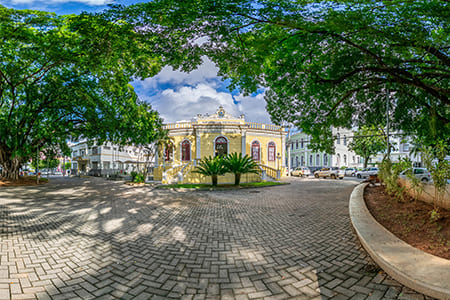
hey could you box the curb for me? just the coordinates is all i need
[349,183,450,300]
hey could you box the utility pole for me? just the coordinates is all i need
[386,88,390,160]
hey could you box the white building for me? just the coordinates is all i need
[70,140,149,176]
[286,128,363,170]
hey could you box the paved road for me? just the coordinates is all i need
[0,177,430,300]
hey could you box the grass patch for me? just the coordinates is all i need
[157,181,287,189]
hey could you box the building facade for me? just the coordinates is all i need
[286,128,363,171]
[70,140,146,176]
[153,106,286,184]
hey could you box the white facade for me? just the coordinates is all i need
[70,140,149,175]
[286,128,363,169]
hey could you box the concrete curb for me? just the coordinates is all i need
[349,183,450,300]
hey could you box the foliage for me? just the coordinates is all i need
[422,141,450,212]
[64,162,71,170]
[133,173,146,183]
[223,153,260,185]
[131,171,138,182]
[348,126,387,168]
[30,157,59,171]
[127,0,450,152]
[378,157,410,202]
[404,168,424,201]
[0,7,169,180]
[193,156,227,186]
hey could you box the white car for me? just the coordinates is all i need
[314,167,344,179]
[291,167,312,177]
[344,168,358,176]
[356,167,379,179]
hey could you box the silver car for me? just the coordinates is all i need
[356,167,379,179]
[291,167,312,177]
[400,168,431,182]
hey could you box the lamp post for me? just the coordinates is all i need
[277,152,281,179]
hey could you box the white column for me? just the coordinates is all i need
[281,134,286,168]
[241,130,246,156]
[196,135,201,159]
[155,145,159,166]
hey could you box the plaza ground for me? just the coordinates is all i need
[0,177,431,299]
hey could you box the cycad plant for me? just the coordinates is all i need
[224,153,260,185]
[193,156,226,186]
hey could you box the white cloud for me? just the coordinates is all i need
[134,57,220,91]
[134,57,272,124]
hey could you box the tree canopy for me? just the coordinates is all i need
[128,0,449,150]
[348,126,387,168]
[0,6,172,179]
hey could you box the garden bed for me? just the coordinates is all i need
[364,184,450,259]
[0,176,48,186]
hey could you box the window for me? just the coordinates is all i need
[295,156,299,167]
[215,136,228,157]
[296,140,298,149]
[73,150,78,156]
[251,140,260,161]
[353,156,355,163]
[403,144,410,152]
[309,155,313,166]
[301,156,304,166]
[337,153,341,165]
[181,140,191,161]
[344,154,347,165]
[316,154,320,166]
[104,146,111,150]
[324,154,328,166]
[103,162,110,169]
[268,142,276,161]
[291,143,294,150]
[301,138,304,148]
[291,157,294,167]
[336,133,340,144]
[343,135,347,146]
[165,143,173,161]
[92,147,98,155]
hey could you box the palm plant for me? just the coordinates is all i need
[224,153,260,185]
[193,156,226,186]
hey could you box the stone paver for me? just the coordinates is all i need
[0,177,433,299]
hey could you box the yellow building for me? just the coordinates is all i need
[153,106,286,184]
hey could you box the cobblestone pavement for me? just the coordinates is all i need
[0,177,431,300]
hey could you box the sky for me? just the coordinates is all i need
[0,0,273,124]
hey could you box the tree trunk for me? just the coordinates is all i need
[0,149,21,181]
[212,175,218,186]
[363,156,369,168]
[234,173,241,185]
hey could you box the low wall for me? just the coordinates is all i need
[398,178,450,210]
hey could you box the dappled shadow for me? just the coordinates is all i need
[0,177,422,299]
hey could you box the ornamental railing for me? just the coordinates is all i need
[259,164,280,180]
[163,121,283,131]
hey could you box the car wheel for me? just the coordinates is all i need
[315,174,319,178]
[339,177,343,180]
[331,174,336,179]
[357,174,361,179]
[421,178,428,182]
[351,173,355,177]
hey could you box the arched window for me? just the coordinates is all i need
[268,142,276,161]
[296,140,298,149]
[291,157,294,167]
[309,155,313,166]
[295,156,299,167]
[336,133,340,144]
[337,153,341,166]
[316,154,320,166]
[343,154,347,165]
[215,136,228,157]
[344,135,347,146]
[181,140,191,161]
[324,154,328,166]
[165,143,173,161]
[251,140,260,161]
[301,138,304,148]
[301,156,304,166]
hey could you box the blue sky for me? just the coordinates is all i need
[0,0,272,124]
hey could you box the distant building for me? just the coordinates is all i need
[286,128,363,171]
[70,140,147,176]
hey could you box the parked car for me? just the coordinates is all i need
[291,167,312,177]
[356,167,379,179]
[399,168,431,182]
[314,167,344,179]
[344,167,358,177]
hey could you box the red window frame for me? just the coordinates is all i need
[181,140,190,161]
[251,141,260,161]
[268,142,276,161]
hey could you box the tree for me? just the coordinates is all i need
[193,156,227,186]
[223,153,260,185]
[127,0,449,151]
[0,6,174,180]
[348,126,387,168]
